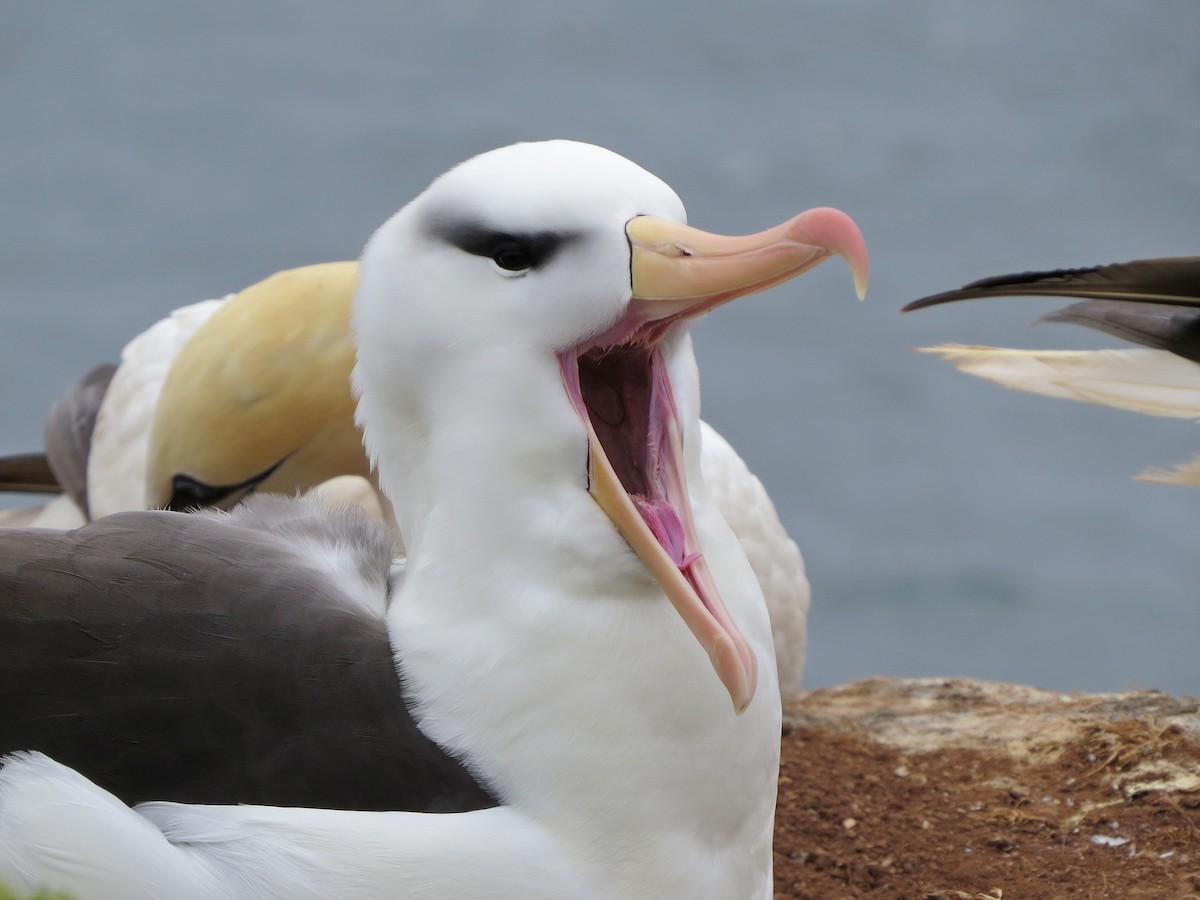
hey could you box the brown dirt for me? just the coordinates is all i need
[772,678,1200,899]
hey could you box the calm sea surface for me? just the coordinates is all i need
[2,2,1197,694]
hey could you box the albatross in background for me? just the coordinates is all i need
[904,257,1200,484]
[0,139,867,898]
[0,262,814,700]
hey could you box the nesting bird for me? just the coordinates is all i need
[0,140,867,898]
[0,259,814,699]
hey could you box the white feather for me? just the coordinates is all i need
[1136,453,1200,486]
[699,421,809,702]
[0,494,86,529]
[87,298,226,518]
[0,752,584,900]
[918,343,1200,420]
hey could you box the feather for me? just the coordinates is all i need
[903,256,1200,312]
[906,256,1200,486]
[1136,453,1200,486]
[42,362,118,516]
[1040,300,1200,364]
[916,344,1200,420]
[0,454,58,494]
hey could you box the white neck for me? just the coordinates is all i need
[355,335,782,899]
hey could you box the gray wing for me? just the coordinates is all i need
[1040,300,1200,365]
[0,362,118,509]
[43,362,119,517]
[0,500,497,812]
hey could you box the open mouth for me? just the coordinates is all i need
[574,344,701,582]
[559,337,758,714]
[560,208,869,713]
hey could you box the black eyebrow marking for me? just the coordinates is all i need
[424,214,578,269]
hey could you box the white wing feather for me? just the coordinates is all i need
[1136,453,1200,486]
[87,298,227,518]
[699,421,810,703]
[0,494,87,529]
[918,344,1200,420]
[921,343,1200,486]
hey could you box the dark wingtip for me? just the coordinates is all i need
[958,265,1113,292]
[1036,299,1200,364]
[900,288,985,313]
[902,256,1200,314]
[0,452,61,494]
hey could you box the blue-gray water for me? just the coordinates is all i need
[2,3,1197,695]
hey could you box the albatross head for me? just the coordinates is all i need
[353,139,867,713]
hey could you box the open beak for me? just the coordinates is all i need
[561,207,867,714]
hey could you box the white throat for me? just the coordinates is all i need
[353,325,781,898]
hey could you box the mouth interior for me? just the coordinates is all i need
[575,343,700,573]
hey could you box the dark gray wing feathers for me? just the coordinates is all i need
[0,504,497,813]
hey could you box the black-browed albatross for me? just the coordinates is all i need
[0,263,815,699]
[0,139,867,899]
[904,256,1200,484]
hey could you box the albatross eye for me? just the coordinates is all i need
[492,241,534,272]
[425,217,575,273]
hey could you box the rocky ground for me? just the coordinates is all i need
[773,677,1200,898]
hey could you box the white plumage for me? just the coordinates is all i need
[919,344,1200,420]
[699,422,809,698]
[87,299,228,517]
[0,140,867,898]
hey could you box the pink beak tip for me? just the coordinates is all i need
[788,206,870,300]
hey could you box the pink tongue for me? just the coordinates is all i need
[633,497,702,570]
